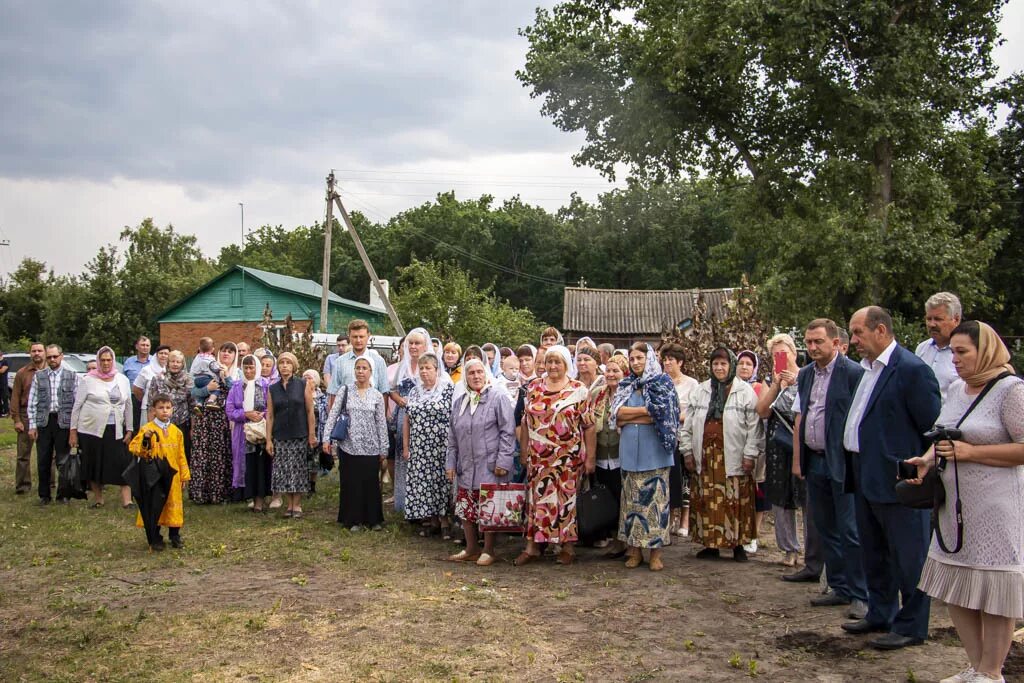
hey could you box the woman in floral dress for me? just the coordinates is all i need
[390,327,430,513]
[189,342,239,504]
[402,353,454,530]
[515,345,596,567]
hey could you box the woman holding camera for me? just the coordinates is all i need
[906,321,1024,683]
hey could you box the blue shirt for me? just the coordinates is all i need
[323,352,341,383]
[914,338,958,404]
[327,349,390,396]
[617,390,674,472]
[122,355,155,384]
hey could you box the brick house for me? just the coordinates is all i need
[158,266,387,353]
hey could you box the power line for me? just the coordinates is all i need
[338,188,577,201]
[333,166,618,181]
[340,177,612,189]
[337,189,568,287]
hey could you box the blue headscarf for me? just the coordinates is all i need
[609,344,680,455]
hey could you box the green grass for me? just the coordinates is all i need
[0,419,18,449]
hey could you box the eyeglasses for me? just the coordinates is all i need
[46,355,61,360]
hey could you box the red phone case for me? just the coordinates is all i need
[774,351,788,374]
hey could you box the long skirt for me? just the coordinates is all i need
[393,408,408,513]
[244,445,272,500]
[271,438,310,494]
[618,468,671,548]
[339,451,383,527]
[189,409,233,504]
[80,425,130,486]
[526,446,582,544]
[691,419,756,549]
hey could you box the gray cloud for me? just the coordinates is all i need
[0,1,561,186]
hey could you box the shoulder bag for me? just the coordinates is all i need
[330,386,351,442]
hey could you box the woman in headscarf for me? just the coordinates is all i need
[574,346,605,396]
[442,342,463,383]
[324,357,389,530]
[188,342,240,504]
[256,350,279,388]
[481,343,502,377]
[226,355,271,511]
[592,354,629,554]
[69,346,134,508]
[390,327,430,514]
[906,321,1024,683]
[303,368,328,494]
[680,347,763,562]
[515,345,596,567]
[516,344,538,386]
[403,353,455,534]
[447,358,516,565]
[754,334,803,567]
[736,349,767,554]
[146,350,195,463]
[266,352,316,518]
[610,343,680,571]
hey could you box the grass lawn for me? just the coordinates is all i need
[0,418,1011,682]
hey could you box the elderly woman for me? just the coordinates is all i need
[266,352,316,518]
[257,352,279,388]
[593,354,629,553]
[189,342,239,504]
[226,356,270,511]
[515,345,596,566]
[324,357,389,529]
[516,345,538,386]
[390,328,431,513]
[906,321,1024,683]
[146,350,195,463]
[442,342,463,383]
[69,346,134,508]
[610,343,680,571]
[755,334,804,567]
[661,343,699,539]
[303,368,328,493]
[447,358,516,565]
[681,347,763,562]
[403,353,455,533]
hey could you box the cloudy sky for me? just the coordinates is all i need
[1,1,1023,276]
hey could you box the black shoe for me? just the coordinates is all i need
[868,633,924,650]
[781,567,820,582]
[170,537,184,549]
[732,546,749,562]
[695,547,721,559]
[37,498,51,506]
[150,541,166,552]
[841,619,889,635]
[811,594,852,607]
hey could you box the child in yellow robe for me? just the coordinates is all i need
[128,395,190,550]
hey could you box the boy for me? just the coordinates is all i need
[128,395,190,551]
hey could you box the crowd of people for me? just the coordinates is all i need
[6,293,1023,682]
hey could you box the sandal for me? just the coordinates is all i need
[122,502,136,510]
[513,551,540,566]
[291,510,304,519]
[555,550,576,566]
[447,550,481,562]
[624,552,643,569]
[90,502,104,509]
[476,553,497,566]
[282,510,294,518]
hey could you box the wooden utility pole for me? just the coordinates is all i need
[319,173,335,332]
[325,175,405,336]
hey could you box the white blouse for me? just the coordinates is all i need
[70,374,134,438]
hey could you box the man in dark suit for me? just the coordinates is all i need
[840,306,941,650]
[793,319,868,618]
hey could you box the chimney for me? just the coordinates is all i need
[369,279,389,309]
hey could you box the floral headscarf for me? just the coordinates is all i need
[609,343,680,455]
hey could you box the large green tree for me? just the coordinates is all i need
[1,258,49,343]
[519,0,1011,326]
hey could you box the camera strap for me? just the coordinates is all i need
[934,371,1012,553]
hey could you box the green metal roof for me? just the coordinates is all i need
[237,267,384,313]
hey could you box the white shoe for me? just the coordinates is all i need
[743,539,758,554]
[269,497,282,509]
[967,673,1004,683]
[247,500,255,509]
[940,669,975,683]
[966,671,999,683]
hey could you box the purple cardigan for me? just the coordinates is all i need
[446,389,515,491]
[226,380,268,489]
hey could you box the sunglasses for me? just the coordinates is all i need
[46,355,61,360]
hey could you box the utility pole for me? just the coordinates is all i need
[324,172,405,336]
[319,174,335,333]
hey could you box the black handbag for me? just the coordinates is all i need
[894,372,1011,553]
[57,448,88,500]
[577,475,618,540]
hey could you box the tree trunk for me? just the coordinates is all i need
[869,137,893,302]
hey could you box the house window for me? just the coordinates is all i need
[229,287,243,307]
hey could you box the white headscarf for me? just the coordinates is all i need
[407,352,453,406]
[395,327,430,391]
[241,354,257,411]
[458,358,492,416]
[454,346,511,405]
[481,343,502,377]
[545,345,574,376]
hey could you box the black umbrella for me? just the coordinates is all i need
[122,434,177,548]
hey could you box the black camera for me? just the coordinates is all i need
[924,425,963,444]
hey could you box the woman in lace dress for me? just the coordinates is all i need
[907,321,1024,683]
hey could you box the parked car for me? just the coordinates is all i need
[5,352,92,391]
